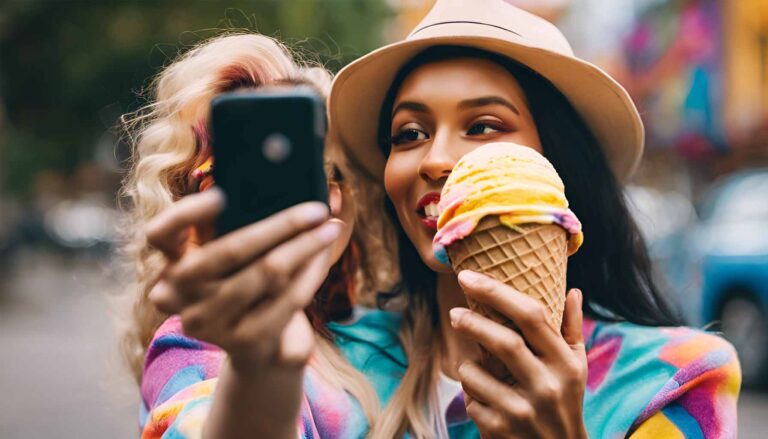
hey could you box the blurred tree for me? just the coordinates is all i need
[0,0,391,196]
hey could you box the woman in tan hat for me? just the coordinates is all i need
[324,0,741,438]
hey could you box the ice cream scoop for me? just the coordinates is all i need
[432,142,583,265]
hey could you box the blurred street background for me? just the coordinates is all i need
[1,0,767,437]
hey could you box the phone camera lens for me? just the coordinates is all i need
[262,133,292,163]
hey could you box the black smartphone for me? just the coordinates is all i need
[210,87,328,235]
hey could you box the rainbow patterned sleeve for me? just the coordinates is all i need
[138,316,342,438]
[139,316,224,438]
[583,318,741,439]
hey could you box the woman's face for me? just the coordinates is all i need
[327,165,356,264]
[384,58,543,271]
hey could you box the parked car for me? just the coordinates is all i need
[694,169,768,387]
[629,169,768,387]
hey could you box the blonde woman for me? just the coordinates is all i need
[123,34,394,438]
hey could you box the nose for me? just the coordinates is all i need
[418,132,458,182]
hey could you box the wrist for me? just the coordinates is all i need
[227,351,307,379]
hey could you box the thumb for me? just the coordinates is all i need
[562,288,584,348]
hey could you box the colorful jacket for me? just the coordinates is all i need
[140,307,740,438]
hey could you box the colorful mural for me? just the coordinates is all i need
[623,0,768,156]
[623,0,725,156]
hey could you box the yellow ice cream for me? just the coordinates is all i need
[433,142,583,263]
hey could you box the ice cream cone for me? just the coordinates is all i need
[447,215,569,381]
[432,142,582,383]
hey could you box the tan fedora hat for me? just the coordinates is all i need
[329,0,644,182]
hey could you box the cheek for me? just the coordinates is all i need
[498,122,542,153]
[521,117,543,153]
[384,155,409,207]
[384,154,420,239]
[524,131,543,153]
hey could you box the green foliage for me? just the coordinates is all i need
[0,0,392,196]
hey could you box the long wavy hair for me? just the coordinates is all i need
[118,33,400,427]
[358,45,685,438]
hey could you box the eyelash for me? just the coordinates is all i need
[467,121,506,135]
[390,120,509,146]
[391,128,428,146]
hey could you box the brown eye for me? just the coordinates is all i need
[332,164,344,182]
[325,163,344,183]
[467,122,503,136]
[391,128,428,146]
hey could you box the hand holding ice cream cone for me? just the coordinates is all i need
[434,142,583,381]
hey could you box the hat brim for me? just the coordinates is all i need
[329,34,643,182]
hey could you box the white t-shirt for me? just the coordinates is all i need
[433,372,463,438]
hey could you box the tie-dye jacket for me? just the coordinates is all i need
[140,307,740,438]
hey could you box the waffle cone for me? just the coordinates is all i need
[446,216,569,381]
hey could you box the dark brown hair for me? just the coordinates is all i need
[377,45,683,327]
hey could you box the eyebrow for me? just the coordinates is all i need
[392,101,430,116]
[458,96,520,115]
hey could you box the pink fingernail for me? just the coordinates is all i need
[305,203,329,223]
[316,223,341,243]
[450,307,469,326]
[458,270,480,285]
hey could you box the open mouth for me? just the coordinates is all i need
[416,192,441,230]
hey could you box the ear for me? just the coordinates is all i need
[328,182,343,217]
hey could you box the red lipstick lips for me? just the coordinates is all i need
[416,192,441,230]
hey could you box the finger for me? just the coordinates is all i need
[172,202,330,281]
[229,282,308,362]
[257,222,340,293]
[145,188,225,261]
[215,221,338,308]
[227,245,333,364]
[190,222,217,247]
[189,222,339,326]
[459,362,538,438]
[450,307,541,383]
[176,251,326,342]
[465,398,508,439]
[457,270,570,358]
[561,289,584,348]
[281,246,334,308]
[459,361,501,405]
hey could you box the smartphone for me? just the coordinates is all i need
[210,87,328,235]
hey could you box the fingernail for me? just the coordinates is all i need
[457,361,470,377]
[457,270,481,285]
[305,203,329,223]
[449,307,469,326]
[316,222,341,243]
[574,288,583,307]
[206,187,226,207]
